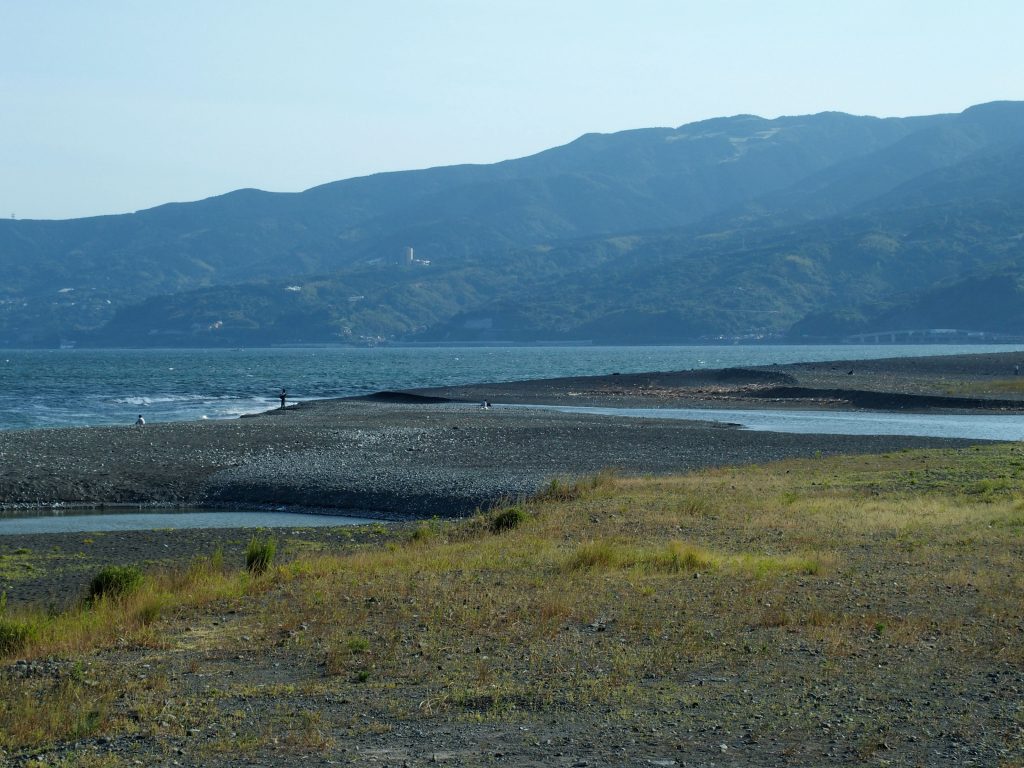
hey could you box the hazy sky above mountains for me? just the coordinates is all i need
[3,1,1021,220]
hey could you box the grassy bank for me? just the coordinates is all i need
[2,445,1023,765]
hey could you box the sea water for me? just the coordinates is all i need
[1,344,1022,431]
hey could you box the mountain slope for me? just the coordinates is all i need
[0,112,918,285]
[422,134,1024,342]
[2,101,1024,346]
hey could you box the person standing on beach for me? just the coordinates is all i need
[279,388,287,409]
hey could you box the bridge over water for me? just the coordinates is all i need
[843,329,1021,344]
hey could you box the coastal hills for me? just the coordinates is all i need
[2,101,1023,346]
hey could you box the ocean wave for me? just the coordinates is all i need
[6,394,279,429]
[110,394,255,406]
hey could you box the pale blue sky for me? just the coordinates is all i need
[2,1,1022,219]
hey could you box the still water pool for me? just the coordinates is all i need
[504,404,1024,441]
[0,509,378,535]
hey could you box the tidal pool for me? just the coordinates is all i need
[0,509,379,535]
[502,404,1024,441]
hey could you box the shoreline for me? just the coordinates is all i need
[3,350,1023,517]
[3,349,1023,607]
[405,349,1024,412]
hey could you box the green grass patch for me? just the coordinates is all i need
[647,540,718,572]
[533,469,617,503]
[245,535,277,575]
[0,551,53,583]
[0,616,39,656]
[88,565,144,601]
[490,506,528,534]
[563,539,632,571]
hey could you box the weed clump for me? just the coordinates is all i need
[209,545,226,572]
[535,469,617,503]
[134,596,166,626]
[0,617,38,656]
[245,536,277,575]
[564,540,625,571]
[325,636,371,678]
[650,541,717,573]
[88,565,143,601]
[410,521,436,544]
[490,506,527,534]
[346,637,369,654]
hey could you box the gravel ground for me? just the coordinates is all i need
[3,350,1016,526]
[2,352,1006,607]
[0,400,979,518]
[412,350,1024,410]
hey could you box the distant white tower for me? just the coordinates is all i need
[405,246,414,264]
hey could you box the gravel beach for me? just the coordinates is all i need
[4,350,1021,518]
[0,397,987,517]
[412,349,1024,410]
[6,351,1016,605]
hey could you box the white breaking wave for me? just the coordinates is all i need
[111,394,246,405]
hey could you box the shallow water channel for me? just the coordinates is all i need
[0,509,378,535]
[6,406,1021,536]
[502,404,1024,441]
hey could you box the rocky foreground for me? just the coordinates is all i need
[3,445,1023,767]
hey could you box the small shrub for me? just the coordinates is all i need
[88,565,143,601]
[490,506,526,534]
[0,616,38,656]
[245,536,277,575]
[347,637,369,654]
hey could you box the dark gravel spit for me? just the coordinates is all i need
[5,350,1017,520]
[2,352,998,608]
[0,400,978,519]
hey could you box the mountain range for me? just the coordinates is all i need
[2,101,1023,347]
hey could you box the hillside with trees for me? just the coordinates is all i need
[2,102,1023,346]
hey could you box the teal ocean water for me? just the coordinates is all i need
[1,344,1021,431]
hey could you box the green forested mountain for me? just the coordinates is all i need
[2,102,1023,346]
